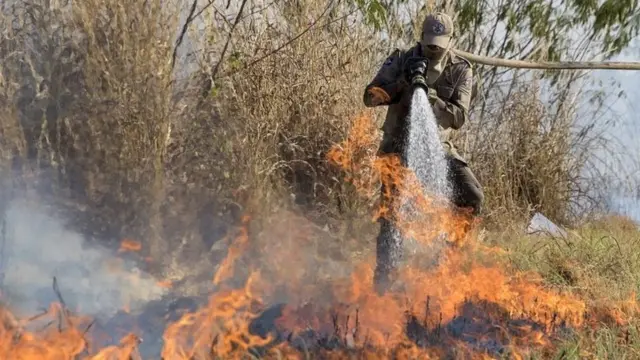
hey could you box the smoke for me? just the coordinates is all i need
[0,198,168,321]
[242,209,359,307]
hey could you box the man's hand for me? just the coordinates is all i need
[404,56,429,82]
[428,87,439,104]
[366,86,391,106]
[429,89,449,121]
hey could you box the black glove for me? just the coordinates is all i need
[404,56,429,90]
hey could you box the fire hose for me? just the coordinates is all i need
[451,48,640,70]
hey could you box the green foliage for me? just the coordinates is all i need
[588,0,640,55]
[455,0,638,60]
[351,0,638,63]
[348,0,402,31]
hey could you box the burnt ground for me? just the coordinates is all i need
[86,293,577,359]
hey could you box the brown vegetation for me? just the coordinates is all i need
[0,0,633,281]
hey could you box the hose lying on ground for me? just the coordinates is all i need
[451,49,640,70]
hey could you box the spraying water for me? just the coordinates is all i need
[392,86,452,260]
[405,87,451,199]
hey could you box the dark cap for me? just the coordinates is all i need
[421,12,454,48]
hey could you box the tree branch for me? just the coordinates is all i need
[220,0,338,79]
[192,0,218,25]
[211,0,249,79]
[172,0,199,71]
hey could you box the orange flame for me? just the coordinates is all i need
[325,112,475,247]
[118,239,142,253]
[162,272,273,359]
[0,111,634,359]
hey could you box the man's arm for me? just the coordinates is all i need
[363,49,407,107]
[432,66,473,129]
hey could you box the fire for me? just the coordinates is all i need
[119,239,142,253]
[212,215,251,286]
[262,111,588,357]
[90,334,142,360]
[161,272,273,359]
[0,302,139,359]
[325,112,475,247]
[156,280,173,289]
[0,111,633,359]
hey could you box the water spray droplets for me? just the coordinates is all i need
[406,88,451,200]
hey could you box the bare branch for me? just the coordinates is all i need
[211,0,250,79]
[221,0,338,79]
[172,0,199,71]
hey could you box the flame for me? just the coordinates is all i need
[156,280,173,289]
[325,111,475,247]
[213,215,251,286]
[0,111,633,359]
[91,333,141,360]
[274,111,588,356]
[161,272,273,359]
[118,239,142,253]
[0,303,91,359]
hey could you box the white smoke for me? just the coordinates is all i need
[0,198,168,320]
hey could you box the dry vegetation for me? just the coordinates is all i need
[0,0,391,278]
[1,0,627,262]
[0,0,639,357]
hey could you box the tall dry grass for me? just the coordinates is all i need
[453,80,602,227]
[0,0,628,282]
[0,0,178,265]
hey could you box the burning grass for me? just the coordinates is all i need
[0,112,638,359]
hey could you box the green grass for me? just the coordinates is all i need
[479,215,640,359]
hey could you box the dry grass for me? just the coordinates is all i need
[454,81,591,227]
[0,0,632,288]
[0,0,177,260]
[483,215,640,359]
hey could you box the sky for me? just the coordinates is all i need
[591,37,640,221]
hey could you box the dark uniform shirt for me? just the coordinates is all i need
[363,43,474,165]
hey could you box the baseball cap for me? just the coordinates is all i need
[421,12,454,48]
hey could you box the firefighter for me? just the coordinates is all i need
[362,12,484,291]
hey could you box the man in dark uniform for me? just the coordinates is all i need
[362,12,484,290]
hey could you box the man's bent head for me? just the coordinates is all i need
[421,12,454,61]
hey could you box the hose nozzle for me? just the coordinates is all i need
[411,74,429,91]
[407,57,429,91]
